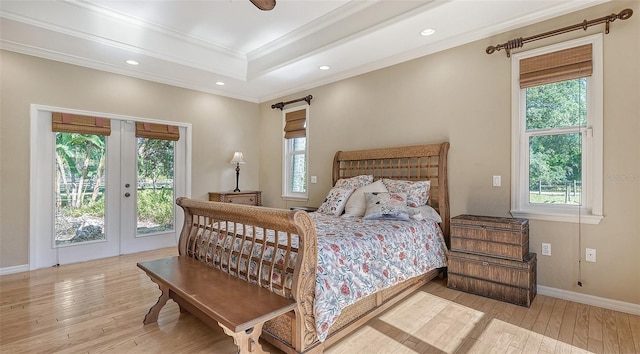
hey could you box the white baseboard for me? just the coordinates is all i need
[538,285,640,316]
[0,264,30,276]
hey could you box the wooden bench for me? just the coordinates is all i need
[138,255,297,354]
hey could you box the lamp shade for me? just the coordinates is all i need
[230,151,246,164]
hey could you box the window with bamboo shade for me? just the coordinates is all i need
[282,107,308,199]
[510,35,603,225]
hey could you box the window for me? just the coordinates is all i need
[282,106,308,200]
[511,34,603,224]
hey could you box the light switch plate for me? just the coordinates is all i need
[492,175,501,187]
[541,243,551,256]
[586,248,596,262]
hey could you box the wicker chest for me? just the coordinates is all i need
[451,214,529,260]
[448,251,537,307]
[448,214,536,307]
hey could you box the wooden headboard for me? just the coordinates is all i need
[332,142,450,240]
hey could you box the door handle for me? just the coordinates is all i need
[124,192,131,197]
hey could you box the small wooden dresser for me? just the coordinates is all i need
[447,214,536,307]
[208,191,262,206]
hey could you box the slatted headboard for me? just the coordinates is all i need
[332,142,450,241]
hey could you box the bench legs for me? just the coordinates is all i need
[142,276,269,353]
[143,280,170,325]
[219,322,268,354]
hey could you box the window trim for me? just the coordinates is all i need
[510,34,603,224]
[281,105,309,201]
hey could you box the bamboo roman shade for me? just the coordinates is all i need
[135,122,180,141]
[52,112,111,136]
[520,44,592,89]
[283,109,306,139]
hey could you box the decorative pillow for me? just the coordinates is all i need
[408,205,442,223]
[363,192,410,221]
[316,187,355,216]
[382,179,431,207]
[334,175,374,189]
[343,180,388,217]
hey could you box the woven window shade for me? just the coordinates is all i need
[284,109,306,139]
[520,44,592,89]
[52,112,111,136]
[135,122,180,141]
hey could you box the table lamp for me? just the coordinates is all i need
[230,151,245,192]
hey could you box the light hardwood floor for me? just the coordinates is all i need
[1,248,638,354]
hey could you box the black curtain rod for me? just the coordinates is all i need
[271,95,313,110]
[486,8,633,57]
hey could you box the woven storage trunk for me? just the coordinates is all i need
[447,251,537,307]
[451,214,529,260]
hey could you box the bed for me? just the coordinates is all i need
[175,142,450,353]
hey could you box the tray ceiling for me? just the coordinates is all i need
[0,0,607,103]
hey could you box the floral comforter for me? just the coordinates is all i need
[311,213,448,341]
[188,212,448,343]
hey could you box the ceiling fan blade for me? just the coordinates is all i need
[250,0,276,11]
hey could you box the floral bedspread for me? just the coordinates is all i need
[188,212,448,343]
[310,213,448,341]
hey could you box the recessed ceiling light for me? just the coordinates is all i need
[420,28,436,37]
[318,65,330,71]
[125,59,139,65]
[215,81,225,86]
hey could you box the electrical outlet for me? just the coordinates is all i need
[541,243,551,256]
[492,175,501,187]
[586,248,596,262]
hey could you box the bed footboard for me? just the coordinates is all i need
[175,197,318,352]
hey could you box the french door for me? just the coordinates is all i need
[31,107,189,269]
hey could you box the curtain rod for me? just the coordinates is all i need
[486,8,633,57]
[271,95,313,110]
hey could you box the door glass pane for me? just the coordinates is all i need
[529,133,582,205]
[137,138,175,235]
[54,133,106,246]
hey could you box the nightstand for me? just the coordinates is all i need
[208,191,262,206]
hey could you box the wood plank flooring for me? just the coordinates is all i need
[1,248,638,353]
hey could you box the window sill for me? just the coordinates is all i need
[282,196,309,202]
[510,209,603,224]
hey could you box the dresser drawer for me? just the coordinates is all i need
[224,195,256,205]
[208,191,262,206]
[451,214,529,260]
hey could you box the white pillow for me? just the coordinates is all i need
[316,187,355,216]
[408,205,442,223]
[343,180,388,217]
